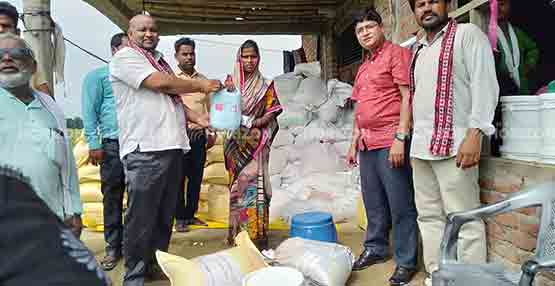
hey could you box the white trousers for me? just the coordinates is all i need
[412,157,487,274]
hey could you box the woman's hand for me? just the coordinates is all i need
[224,74,236,92]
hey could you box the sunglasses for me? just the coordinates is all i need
[0,48,34,60]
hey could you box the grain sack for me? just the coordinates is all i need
[293,62,321,78]
[357,195,367,230]
[277,104,308,129]
[272,130,294,148]
[78,165,101,184]
[295,77,328,107]
[205,145,225,166]
[274,237,354,286]
[80,182,102,203]
[72,131,90,168]
[203,163,230,185]
[269,147,288,176]
[82,202,103,229]
[156,231,267,286]
[207,185,230,223]
[273,72,302,101]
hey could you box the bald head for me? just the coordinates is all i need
[128,14,159,51]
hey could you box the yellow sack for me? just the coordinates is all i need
[203,163,230,185]
[206,185,230,223]
[205,145,225,166]
[73,131,90,168]
[78,165,101,184]
[80,182,103,203]
[357,195,367,230]
[156,231,267,286]
[82,202,104,229]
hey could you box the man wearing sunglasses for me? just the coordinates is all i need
[0,1,51,95]
[0,33,83,238]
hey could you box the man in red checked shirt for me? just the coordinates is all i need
[346,7,418,286]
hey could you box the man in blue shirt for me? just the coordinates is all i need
[82,32,128,271]
[0,33,83,237]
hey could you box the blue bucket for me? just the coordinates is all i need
[289,212,337,243]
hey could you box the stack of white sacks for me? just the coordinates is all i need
[269,62,361,224]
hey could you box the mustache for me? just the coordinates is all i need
[421,12,438,20]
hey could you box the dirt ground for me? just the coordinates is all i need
[82,223,425,286]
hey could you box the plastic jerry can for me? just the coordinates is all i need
[210,88,242,131]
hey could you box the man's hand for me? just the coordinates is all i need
[88,149,103,166]
[200,79,223,94]
[346,144,359,168]
[64,215,83,238]
[388,139,405,168]
[196,113,210,129]
[456,129,482,169]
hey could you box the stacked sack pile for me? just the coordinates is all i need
[269,62,362,225]
[73,132,111,231]
[198,133,230,226]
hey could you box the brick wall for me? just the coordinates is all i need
[479,157,555,285]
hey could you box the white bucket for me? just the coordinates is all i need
[242,266,304,286]
[539,93,555,164]
[499,96,541,161]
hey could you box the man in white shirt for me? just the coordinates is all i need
[110,14,221,286]
[408,0,499,285]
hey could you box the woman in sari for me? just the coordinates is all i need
[223,40,282,249]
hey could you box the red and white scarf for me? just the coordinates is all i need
[127,41,182,104]
[409,19,458,157]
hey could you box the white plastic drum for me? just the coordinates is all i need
[499,96,541,161]
[242,266,304,286]
[539,93,555,164]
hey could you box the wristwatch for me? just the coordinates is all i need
[394,132,410,142]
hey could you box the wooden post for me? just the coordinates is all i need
[22,0,53,97]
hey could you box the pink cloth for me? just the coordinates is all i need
[351,41,411,151]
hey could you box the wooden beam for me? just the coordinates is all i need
[157,20,326,34]
[449,0,489,19]
[148,5,324,18]
[145,1,338,11]
[84,0,134,30]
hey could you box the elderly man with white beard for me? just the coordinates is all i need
[0,33,83,238]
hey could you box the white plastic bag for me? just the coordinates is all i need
[274,237,355,286]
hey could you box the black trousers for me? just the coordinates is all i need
[100,139,126,257]
[175,129,207,222]
[0,167,110,286]
[121,149,184,286]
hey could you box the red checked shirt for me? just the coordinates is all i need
[351,40,411,151]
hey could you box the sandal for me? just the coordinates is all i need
[175,222,190,233]
[100,254,121,271]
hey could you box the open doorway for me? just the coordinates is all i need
[509,0,555,93]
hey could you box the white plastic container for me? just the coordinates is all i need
[499,96,541,161]
[242,266,304,286]
[210,89,241,131]
[539,93,555,164]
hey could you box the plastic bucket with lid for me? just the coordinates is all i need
[242,266,304,286]
[290,211,337,243]
[539,93,555,164]
[499,96,541,162]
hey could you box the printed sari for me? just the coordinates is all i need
[223,48,283,247]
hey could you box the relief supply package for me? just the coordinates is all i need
[274,237,355,286]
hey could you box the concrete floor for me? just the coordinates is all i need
[82,223,425,286]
